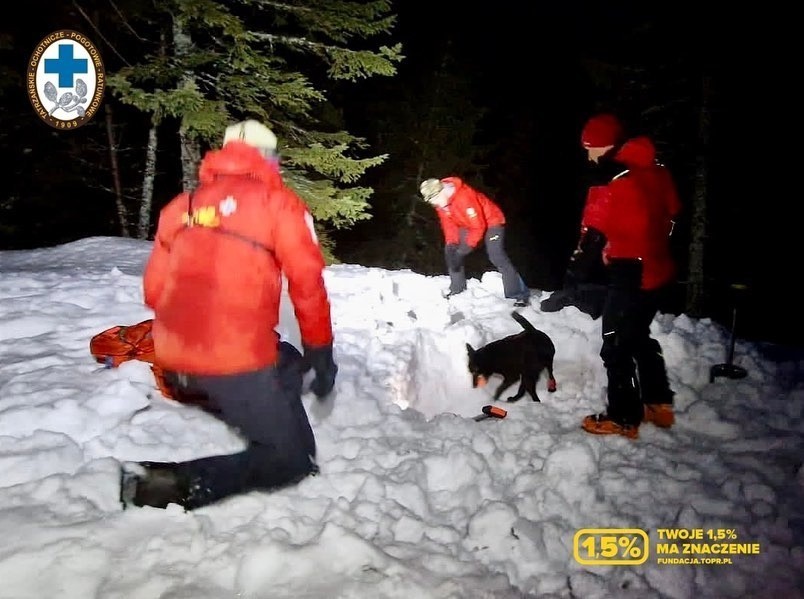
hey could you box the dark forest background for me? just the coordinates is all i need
[0,2,798,348]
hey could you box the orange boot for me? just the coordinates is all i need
[643,404,674,428]
[582,413,639,439]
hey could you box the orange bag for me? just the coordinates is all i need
[89,319,174,400]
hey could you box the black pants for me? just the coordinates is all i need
[600,260,674,426]
[164,342,317,508]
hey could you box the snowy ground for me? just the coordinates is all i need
[0,237,802,599]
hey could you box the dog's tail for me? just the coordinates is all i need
[511,310,538,336]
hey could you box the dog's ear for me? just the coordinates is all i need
[466,343,475,357]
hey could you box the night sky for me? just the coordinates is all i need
[1,2,798,347]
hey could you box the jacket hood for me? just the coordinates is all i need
[614,136,656,169]
[440,176,466,206]
[198,141,282,187]
[441,176,465,190]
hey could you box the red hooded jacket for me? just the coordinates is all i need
[143,141,333,375]
[433,176,506,248]
[582,137,681,290]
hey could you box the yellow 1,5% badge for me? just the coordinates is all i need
[573,528,650,565]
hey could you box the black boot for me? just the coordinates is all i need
[121,462,194,510]
[540,290,571,312]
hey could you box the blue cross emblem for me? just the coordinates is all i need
[44,44,88,88]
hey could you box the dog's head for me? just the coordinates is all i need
[466,343,489,388]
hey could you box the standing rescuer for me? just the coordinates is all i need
[574,114,681,439]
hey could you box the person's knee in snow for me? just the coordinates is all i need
[133,119,338,509]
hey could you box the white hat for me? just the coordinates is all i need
[223,120,278,152]
[419,178,444,203]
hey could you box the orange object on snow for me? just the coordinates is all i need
[474,404,508,421]
[89,319,174,400]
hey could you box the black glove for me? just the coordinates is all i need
[303,343,338,398]
[445,242,472,271]
[566,226,606,285]
[444,244,461,272]
[456,242,473,258]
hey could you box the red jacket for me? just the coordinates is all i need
[143,141,333,375]
[583,137,681,290]
[433,177,506,248]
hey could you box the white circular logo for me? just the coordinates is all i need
[27,30,105,129]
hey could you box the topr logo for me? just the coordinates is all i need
[27,30,105,129]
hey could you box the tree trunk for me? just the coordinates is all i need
[399,43,453,266]
[137,118,159,239]
[104,104,130,237]
[179,133,202,193]
[173,16,202,192]
[685,73,712,317]
[410,43,450,228]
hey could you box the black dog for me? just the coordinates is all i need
[466,311,557,402]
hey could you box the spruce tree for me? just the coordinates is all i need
[107,0,403,255]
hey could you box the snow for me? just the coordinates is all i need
[0,236,802,598]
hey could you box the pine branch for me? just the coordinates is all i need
[71,0,132,66]
[108,0,148,41]
[249,31,401,79]
[239,0,396,39]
